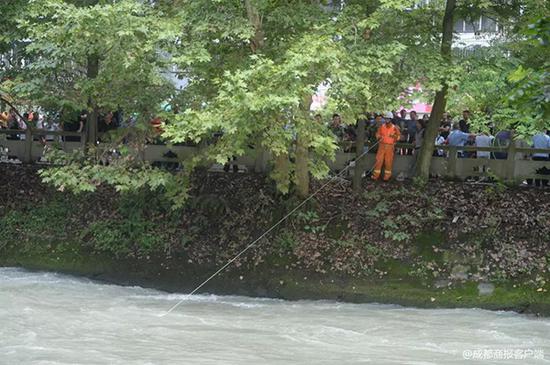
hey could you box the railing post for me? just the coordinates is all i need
[447,146,457,179]
[254,147,267,173]
[24,128,32,163]
[505,139,516,183]
[80,130,87,150]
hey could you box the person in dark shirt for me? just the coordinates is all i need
[366,114,384,152]
[7,109,19,130]
[439,113,452,140]
[397,109,408,132]
[404,110,418,155]
[344,121,357,142]
[459,110,470,133]
[330,113,356,152]
[407,110,418,137]
[113,108,123,128]
[60,109,84,142]
[459,110,475,156]
[77,110,86,133]
[314,114,323,124]
[329,113,344,139]
[98,111,116,134]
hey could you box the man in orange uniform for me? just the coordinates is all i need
[372,113,401,181]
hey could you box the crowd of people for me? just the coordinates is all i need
[1,105,549,185]
[324,109,550,185]
[0,107,134,142]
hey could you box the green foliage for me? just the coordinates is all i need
[408,260,445,281]
[0,200,73,253]
[0,189,176,258]
[13,0,175,113]
[0,1,29,81]
[296,210,319,223]
[412,176,428,188]
[40,161,173,194]
[83,218,166,258]
[447,47,515,117]
[382,218,412,242]
[38,144,190,208]
[187,193,231,218]
[162,0,436,193]
[483,171,508,193]
[364,242,385,259]
[295,210,326,234]
[363,189,383,201]
[365,201,389,218]
[275,230,298,252]
[506,15,550,127]
[1,0,548,202]
[447,9,550,135]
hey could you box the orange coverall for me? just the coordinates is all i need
[372,123,401,181]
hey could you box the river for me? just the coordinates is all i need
[1,268,549,364]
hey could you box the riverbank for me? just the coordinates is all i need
[3,248,550,316]
[1,165,549,315]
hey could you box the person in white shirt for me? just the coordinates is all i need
[45,119,61,142]
[532,132,550,159]
[475,132,494,159]
[531,131,550,187]
[435,135,446,157]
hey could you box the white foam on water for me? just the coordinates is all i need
[1,267,549,364]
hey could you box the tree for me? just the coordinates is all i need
[7,0,450,201]
[0,1,29,82]
[163,0,422,197]
[12,0,544,204]
[415,0,457,181]
[15,0,175,119]
[415,0,549,179]
[6,0,190,203]
[505,13,550,132]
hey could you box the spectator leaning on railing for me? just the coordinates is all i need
[447,123,476,158]
[493,129,512,160]
[329,113,356,152]
[531,131,550,187]
[475,132,494,159]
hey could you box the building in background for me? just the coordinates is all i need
[406,13,502,115]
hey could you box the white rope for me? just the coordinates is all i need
[159,140,380,317]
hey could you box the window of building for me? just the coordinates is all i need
[454,20,465,33]
[481,16,497,32]
[464,20,476,33]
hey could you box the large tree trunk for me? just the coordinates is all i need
[85,54,99,145]
[352,117,366,194]
[272,152,291,194]
[244,0,264,52]
[244,1,268,173]
[415,0,456,180]
[293,95,314,198]
[294,134,310,198]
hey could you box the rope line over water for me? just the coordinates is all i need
[160,141,380,317]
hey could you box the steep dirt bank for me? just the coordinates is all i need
[1,165,549,315]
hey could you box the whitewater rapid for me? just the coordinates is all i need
[1,268,549,364]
